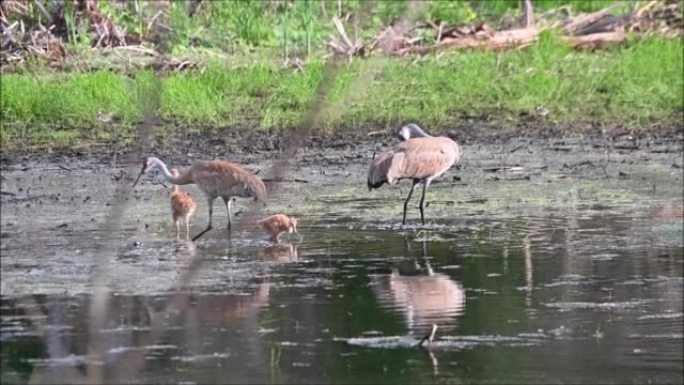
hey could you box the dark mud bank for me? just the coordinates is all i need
[1,121,682,171]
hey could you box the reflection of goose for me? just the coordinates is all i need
[372,239,465,332]
[260,243,298,262]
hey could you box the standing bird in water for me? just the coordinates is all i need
[258,214,299,243]
[367,124,462,225]
[169,168,196,240]
[133,157,267,241]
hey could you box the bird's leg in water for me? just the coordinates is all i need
[417,324,438,347]
[403,179,420,225]
[192,198,214,241]
[418,180,429,225]
[402,234,412,255]
[185,217,190,240]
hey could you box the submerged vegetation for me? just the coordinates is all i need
[0,0,682,149]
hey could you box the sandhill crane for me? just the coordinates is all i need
[133,157,267,241]
[367,124,462,225]
[257,214,299,243]
[169,168,197,240]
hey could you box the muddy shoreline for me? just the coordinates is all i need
[1,121,682,171]
[1,120,681,242]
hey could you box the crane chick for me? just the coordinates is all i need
[258,214,298,243]
[170,168,196,239]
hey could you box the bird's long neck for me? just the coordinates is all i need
[402,124,432,140]
[411,126,432,138]
[151,158,188,185]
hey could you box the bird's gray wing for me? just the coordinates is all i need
[368,150,406,187]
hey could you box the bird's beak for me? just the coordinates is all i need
[132,171,144,187]
[132,165,146,187]
[395,133,405,141]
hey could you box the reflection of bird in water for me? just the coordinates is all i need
[257,214,299,243]
[371,240,465,332]
[170,168,197,240]
[261,243,298,262]
[140,282,271,363]
[367,123,462,225]
[373,269,465,331]
[183,282,271,324]
[17,299,90,384]
[649,199,683,222]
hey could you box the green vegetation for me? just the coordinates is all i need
[0,0,682,149]
[2,34,681,149]
[108,0,635,55]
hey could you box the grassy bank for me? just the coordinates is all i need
[1,34,682,149]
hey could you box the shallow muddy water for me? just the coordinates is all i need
[1,135,683,384]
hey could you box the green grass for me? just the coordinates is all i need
[160,0,640,55]
[1,35,682,149]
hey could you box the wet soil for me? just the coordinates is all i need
[1,120,682,171]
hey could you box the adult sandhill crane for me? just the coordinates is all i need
[133,157,267,241]
[257,214,299,243]
[367,124,462,225]
[169,168,197,240]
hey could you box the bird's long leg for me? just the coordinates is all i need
[185,216,190,240]
[192,198,214,241]
[403,179,420,225]
[418,179,429,226]
[224,197,233,230]
[175,220,180,241]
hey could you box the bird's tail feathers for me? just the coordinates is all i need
[250,178,268,204]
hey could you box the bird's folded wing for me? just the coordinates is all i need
[400,150,454,180]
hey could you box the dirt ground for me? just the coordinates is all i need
[1,121,682,170]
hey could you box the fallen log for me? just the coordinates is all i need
[562,4,619,35]
[562,30,626,50]
[109,45,159,57]
[394,27,539,56]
